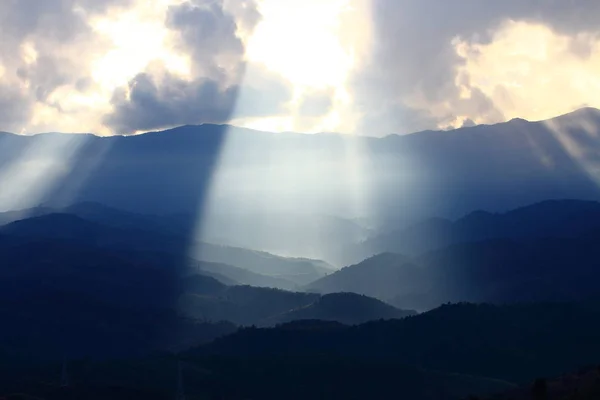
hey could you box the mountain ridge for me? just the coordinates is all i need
[0,107,598,139]
[0,210,331,287]
[2,107,600,263]
[348,198,600,264]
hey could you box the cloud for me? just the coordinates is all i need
[0,0,131,133]
[103,0,293,134]
[104,63,292,134]
[0,0,293,134]
[103,72,234,133]
[0,85,31,133]
[348,0,600,135]
[165,0,248,80]
[3,0,600,135]
[455,21,600,122]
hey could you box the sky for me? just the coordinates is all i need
[2,0,600,136]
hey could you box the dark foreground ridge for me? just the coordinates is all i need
[6,302,600,399]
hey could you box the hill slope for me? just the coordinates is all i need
[351,199,600,262]
[307,200,600,310]
[202,302,600,384]
[0,212,329,287]
[0,213,405,356]
[265,292,416,326]
[305,253,425,302]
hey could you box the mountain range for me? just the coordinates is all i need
[0,208,418,360]
[307,199,600,310]
[3,108,600,398]
[2,107,600,264]
[0,204,333,288]
[347,198,600,263]
[6,197,600,325]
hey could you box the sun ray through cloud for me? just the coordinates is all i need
[192,0,374,263]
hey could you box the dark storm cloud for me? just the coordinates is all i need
[104,0,294,134]
[352,0,600,135]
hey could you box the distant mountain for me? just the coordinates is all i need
[0,202,362,267]
[307,239,600,311]
[408,235,600,308]
[265,292,416,326]
[196,211,371,266]
[0,212,404,357]
[307,200,600,310]
[192,243,332,286]
[2,109,600,264]
[350,199,600,263]
[178,282,416,327]
[0,211,329,287]
[305,253,425,303]
[178,285,320,326]
[194,260,296,290]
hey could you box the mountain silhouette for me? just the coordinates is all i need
[265,292,416,326]
[0,210,415,358]
[306,199,600,310]
[0,211,330,287]
[2,108,600,264]
[202,302,600,384]
[9,301,600,400]
[305,253,424,302]
[351,199,600,262]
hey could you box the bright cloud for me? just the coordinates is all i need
[238,0,364,134]
[455,21,600,124]
[2,0,600,136]
[90,1,192,88]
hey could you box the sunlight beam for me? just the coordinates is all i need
[0,134,90,212]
